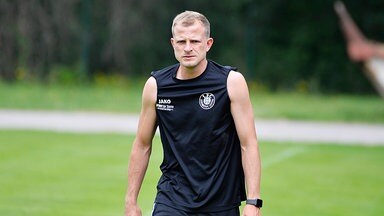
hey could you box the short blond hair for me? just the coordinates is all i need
[171,11,210,37]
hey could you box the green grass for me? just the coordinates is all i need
[251,92,384,123]
[0,131,133,215]
[1,131,383,216]
[1,81,384,123]
[0,81,144,113]
[260,143,384,215]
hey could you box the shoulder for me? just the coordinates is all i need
[227,71,249,100]
[144,76,157,88]
[142,77,157,105]
[228,71,247,88]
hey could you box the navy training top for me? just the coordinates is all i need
[151,60,246,212]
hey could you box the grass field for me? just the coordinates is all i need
[1,81,383,215]
[1,131,383,216]
[1,81,383,123]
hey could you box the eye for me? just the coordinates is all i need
[176,40,186,44]
[191,40,201,44]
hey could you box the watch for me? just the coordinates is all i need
[246,199,263,208]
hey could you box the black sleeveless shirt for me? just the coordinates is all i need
[151,60,246,212]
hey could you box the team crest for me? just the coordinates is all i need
[199,93,215,110]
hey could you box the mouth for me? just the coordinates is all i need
[183,55,195,60]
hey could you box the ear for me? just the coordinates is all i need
[206,37,214,52]
[170,38,175,47]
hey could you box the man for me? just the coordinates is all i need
[125,11,262,216]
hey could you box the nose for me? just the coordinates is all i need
[184,41,192,52]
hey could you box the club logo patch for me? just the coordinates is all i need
[199,93,215,110]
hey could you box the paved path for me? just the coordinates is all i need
[1,109,383,146]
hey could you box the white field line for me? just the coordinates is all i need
[262,147,308,169]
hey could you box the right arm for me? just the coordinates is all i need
[125,77,158,216]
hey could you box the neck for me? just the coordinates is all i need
[177,59,208,80]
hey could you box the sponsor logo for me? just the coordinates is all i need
[158,99,171,104]
[156,98,174,111]
[199,93,215,110]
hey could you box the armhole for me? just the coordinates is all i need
[144,76,158,107]
[227,70,237,101]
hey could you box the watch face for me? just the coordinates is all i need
[256,199,263,208]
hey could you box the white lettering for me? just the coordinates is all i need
[156,104,174,111]
[158,99,171,104]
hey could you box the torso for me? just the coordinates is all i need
[151,60,246,212]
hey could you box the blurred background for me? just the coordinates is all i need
[1,0,383,94]
[1,1,384,216]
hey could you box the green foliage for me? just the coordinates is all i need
[1,0,383,93]
[48,65,85,85]
[251,0,378,93]
[0,131,383,215]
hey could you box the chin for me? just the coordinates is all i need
[181,61,198,68]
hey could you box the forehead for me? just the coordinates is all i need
[172,21,206,39]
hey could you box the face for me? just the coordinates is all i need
[171,21,213,70]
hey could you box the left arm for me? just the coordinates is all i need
[228,71,261,216]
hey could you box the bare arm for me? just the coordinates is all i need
[334,1,384,61]
[334,1,366,43]
[125,77,158,216]
[228,71,261,216]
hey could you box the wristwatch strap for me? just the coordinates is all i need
[246,199,263,208]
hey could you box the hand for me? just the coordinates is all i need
[125,203,142,216]
[242,204,261,216]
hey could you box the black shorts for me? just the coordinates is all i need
[152,203,240,216]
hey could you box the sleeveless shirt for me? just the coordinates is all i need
[151,60,246,212]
